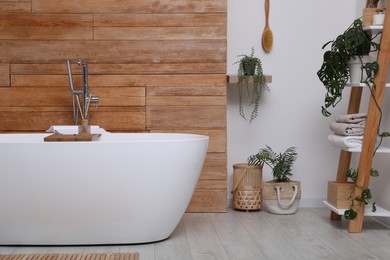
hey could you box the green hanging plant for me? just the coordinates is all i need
[317,18,380,117]
[233,48,269,123]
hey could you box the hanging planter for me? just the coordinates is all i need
[233,48,269,123]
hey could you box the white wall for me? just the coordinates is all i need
[227,0,358,207]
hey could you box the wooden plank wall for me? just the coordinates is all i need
[0,0,227,212]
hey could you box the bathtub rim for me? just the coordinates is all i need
[0,132,209,144]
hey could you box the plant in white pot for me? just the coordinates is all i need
[317,18,380,117]
[248,145,300,214]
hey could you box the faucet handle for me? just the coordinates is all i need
[77,59,87,66]
[88,96,99,109]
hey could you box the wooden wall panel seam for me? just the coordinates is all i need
[94,27,226,41]
[0,40,227,64]
[93,13,227,27]
[10,63,227,75]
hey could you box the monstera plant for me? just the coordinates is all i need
[317,18,380,117]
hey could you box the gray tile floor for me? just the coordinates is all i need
[1,208,390,260]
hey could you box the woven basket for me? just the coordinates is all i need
[232,163,262,211]
[263,180,301,214]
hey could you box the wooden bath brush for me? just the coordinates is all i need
[262,0,273,53]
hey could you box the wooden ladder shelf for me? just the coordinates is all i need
[329,1,390,233]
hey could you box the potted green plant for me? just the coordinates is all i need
[234,48,269,123]
[248,145,300,214]
[317,18,380,117]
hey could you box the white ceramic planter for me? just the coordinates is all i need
[348,56,375,84]
[349,55,390,84]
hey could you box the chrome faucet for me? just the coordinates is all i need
[66,59,99,125]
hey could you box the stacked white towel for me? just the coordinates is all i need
[328,113,367,149]
[328,134,364,149]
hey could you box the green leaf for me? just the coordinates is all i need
[346,168,358,182]
[344,209,357,220]
[372,202,377,212]
[379,132,390,138]
[355,188,372,204]
[321,106,331,117]
[370,169,379,177]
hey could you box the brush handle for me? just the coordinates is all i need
[265,0,270,27]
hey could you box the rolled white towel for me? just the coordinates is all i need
[335,113,367,124]
[329,122,365,136]
[328,134,364,149]
[46,125,108,134]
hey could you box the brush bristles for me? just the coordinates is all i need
[262,29,273,53]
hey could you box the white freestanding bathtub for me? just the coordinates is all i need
[0,132,208,245]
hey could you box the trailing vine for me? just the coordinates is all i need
[361,62,390,153]
[344,168,379,220]
[234,48,269,123]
